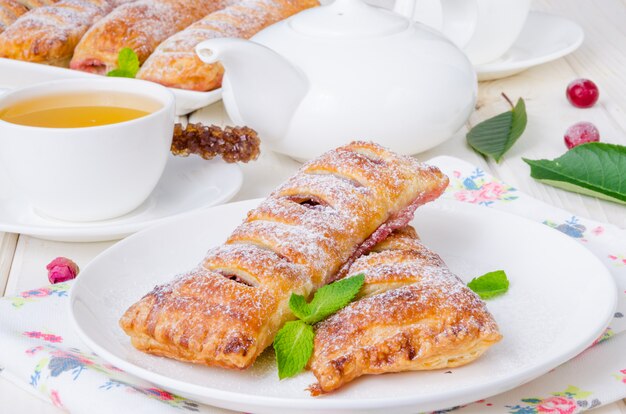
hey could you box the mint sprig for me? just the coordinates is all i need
[273,321,314,380]
[289,275,364,324]
[523,142,626,205]
[107,47,140,78]
[467,94,527,163]
[467,270,509,299]
[273,274,365,379]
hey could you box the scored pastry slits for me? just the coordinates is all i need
[309,226,502,395]
[120,141,449,369]
[0,0,119,66]
[137,0,319,91]
[70,0,238,75]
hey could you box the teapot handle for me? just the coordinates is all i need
[393,0,480,49]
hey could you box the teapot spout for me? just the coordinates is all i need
[196,38,308,142]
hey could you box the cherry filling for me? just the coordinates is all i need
[217,271,255,287]
[287,195,329,210]
[332,192,439,282]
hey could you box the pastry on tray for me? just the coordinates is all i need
[309,226,502,394]
[0,0,114,66]
[119,141,449,369]
[137,0,319,91]
[70,0,237,74]
[0,0,28,33]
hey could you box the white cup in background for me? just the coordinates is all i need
[369,0,532,65]
[0,78,175,222]
[440,0,531,65]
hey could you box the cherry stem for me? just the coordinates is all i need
[501,93,515,109]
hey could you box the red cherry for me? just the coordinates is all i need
[566,78,599,108]
[564,122,600,149]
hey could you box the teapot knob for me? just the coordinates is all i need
[329,0,370,12]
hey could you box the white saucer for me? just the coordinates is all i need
[476,12,584,81]
[0,156,242,242]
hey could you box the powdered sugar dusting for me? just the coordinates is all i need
[121,141,450,369]
[310,226,502,393]
[0,0,112,65]
[71,0,237,73]
[138,0,318,90]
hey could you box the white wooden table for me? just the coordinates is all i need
[1,0,625,412]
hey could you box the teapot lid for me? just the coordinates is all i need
[289,0,409,37]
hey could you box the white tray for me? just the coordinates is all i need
[0,58,222,115]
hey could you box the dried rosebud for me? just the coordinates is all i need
[46,257,79,284]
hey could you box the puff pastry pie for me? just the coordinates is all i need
[309,226,502,395]
[70,0,236,74]
[0,0,28,33]
[0,0,113,66]
[137,0,319,91]
[120,142,449,369]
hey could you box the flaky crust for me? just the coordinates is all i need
[70,0,235,74]
[0,0,112,66]
[0,0,28,33]
[14,0,57,9]
[119,142,449,369]
[137,0,319,91]
[309,227,502,395]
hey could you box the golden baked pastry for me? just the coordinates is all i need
[0,0,28,33]
[119,141,449,369]
[13,0,57,8]
[309,226,502,395]
[0,0,113,66]
[137,0,319,91]
[70,0,236,74]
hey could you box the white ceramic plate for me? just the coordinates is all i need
[475,12,584,81]
[70,198,616,414]
[0,58,222,115]
[0,155,242,242]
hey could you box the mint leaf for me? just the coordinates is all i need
[106,68,135,78]
[291,274,365,325]
[467,97,527,162]
[106,47,139,78]
[523,142,626,205]
[288,293,311,321]
[273,320,314,379]
[467,270,509,299]
[275,275,365,378]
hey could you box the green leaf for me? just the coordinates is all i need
[273,320,314,379]
[106,68,136,78]
[467,98,527,162]
[289,274,365,325]
[106,47,139,78]
[467,270,509,299]
[523,142,626,205]
[288,293,312,321]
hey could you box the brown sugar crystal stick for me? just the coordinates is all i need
[137,0,319,91]
[70,0,238,75]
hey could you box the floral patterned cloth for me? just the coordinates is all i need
[0,156,624,414]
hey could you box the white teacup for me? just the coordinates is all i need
[409,0,532,65]
[0,78,175,222]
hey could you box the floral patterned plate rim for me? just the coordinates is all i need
[69,198,617,414]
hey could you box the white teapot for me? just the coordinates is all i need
[196,0,477,160]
